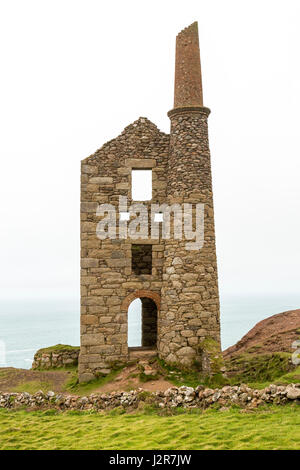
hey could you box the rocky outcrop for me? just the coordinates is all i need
[223,309,300,358]
[32,345,80,369]
[0,383,299,412]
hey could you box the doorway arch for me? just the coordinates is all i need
[122,290,160,349]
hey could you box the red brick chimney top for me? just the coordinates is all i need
[173,21,203,108]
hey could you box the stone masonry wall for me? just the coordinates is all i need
[80,112,221,379]
[79,22,221,382]
[32,346,79,369]
[158,108,221,368]
[79,118,169,383]
[174,22,203,108]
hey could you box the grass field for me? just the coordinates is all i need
[0,405,299,450]
[1,349,299,450]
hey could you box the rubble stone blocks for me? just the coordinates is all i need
[1,384,299,412]
[32,346,80,369]
[79,22,221,382]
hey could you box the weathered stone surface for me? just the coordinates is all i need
[1,383,299,412]
[177,346,195,357]
[81,202,98,213]
[81,258,99,268]
[286,385,300,400]
[81,334,104,346]
[81,315,98,325]
[79,373,95,383]
[79,23,221,382]
[125,158,156,168]
[32,346,79,370]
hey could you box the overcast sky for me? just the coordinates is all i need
[0,0,299,301]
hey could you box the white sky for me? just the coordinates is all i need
[0,0,299,300]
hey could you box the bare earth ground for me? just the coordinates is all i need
[1,308,299,394]
[92,364,173,393]
[0,367,70,393]
[223,308,300,358]
[0,363,173,395]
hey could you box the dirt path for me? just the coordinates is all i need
[92,365,173,394]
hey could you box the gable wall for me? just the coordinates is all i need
[79,119,169,381]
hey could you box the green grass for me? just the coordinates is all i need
[0,370,12,379]
[225,352,297,388]
[10,381,53,394]
[36,344,80,354]
[155,357,227,388]
[155,353,299,390]
[0,405,299,450]
[275,365,300,385]
[65,367,124,396]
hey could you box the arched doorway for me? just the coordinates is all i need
[122,290,160,351]
[140,297,157,347]
[128,298,142,347]
[128,297,157,348]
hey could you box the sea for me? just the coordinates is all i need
[0,293,300,369]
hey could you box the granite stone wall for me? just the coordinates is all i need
[79,22,221,382]
[79,118,169,383]
[158,108,221,369]
[32,346,79,369]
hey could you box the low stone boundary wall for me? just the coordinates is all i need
[0,383,299,412]
[31,345,80,369]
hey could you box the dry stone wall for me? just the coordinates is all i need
[32,346,79,369]
[1,384,299,412]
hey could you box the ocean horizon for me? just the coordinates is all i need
[0,293,299,369]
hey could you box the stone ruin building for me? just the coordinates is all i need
[79,22,221,382]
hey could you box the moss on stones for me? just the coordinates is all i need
[37,344,80,354]
[32,345,80,370]
[198,337,225,375]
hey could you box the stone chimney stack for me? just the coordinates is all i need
[79,21,222,382]
[174,21,203,108]
[158,22,221,371]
